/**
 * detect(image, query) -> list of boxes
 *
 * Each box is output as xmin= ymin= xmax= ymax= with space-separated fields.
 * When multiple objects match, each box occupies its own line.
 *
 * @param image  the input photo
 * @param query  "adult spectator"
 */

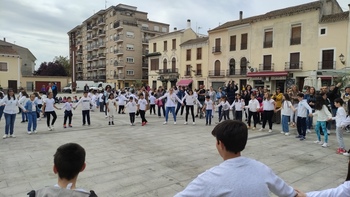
xmin=175 ymin=86 xmax=185 ymax=116
xmin=52 ymin=82 xmax=58 ymax=101
xmin=174 ymin=120 xmax=299 ymax=197
xmin=46 ymin=82 xmax=53 ymax=94
xmin=272 ymin=87 xmax=283 ymax=124
xmin=83 ymin=83 xmax=90 ymax=92
xmin=40 ymin=85 xmax=46 ymax=94
xmin=304 ymin=87 xmax=316 ymax=133
xmin=327 ymin=83 xmax=342 ymax=116
xmin=225 ymin=80 xmax=238 ymax=104
xmin=196 ymin=85 xmax=206 ymax=118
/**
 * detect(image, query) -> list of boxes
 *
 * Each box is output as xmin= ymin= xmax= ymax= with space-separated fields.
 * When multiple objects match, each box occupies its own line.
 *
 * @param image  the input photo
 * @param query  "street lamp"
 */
xmin=339 ymin=53 xmax=345 ymax=65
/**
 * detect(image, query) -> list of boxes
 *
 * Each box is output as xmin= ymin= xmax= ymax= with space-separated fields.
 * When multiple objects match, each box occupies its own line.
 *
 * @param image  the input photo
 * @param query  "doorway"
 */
xmin=8 ymin=80 xmax=17 ymax=93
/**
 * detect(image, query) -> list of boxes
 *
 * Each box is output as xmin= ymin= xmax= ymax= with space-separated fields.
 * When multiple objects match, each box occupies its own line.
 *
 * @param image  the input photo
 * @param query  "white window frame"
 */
xmin=126 ymin=31 xmax=134 ymax=38
xmin=126 ymin=57 xmax=134 ymax=63
xmin=162 ymin=27 xmax=167 ymax=33
xmin=0 ymin=62 xmax=8 ymax=72
xmin=154 ymin=26 xmax=159 ymax=31
xmin=126 ymin=70 xmax=134 ymax=75
xmin=319 ymin=27 xmax=327 ymax=36
xmin=126 ymin=44 xmax=134 ymax=51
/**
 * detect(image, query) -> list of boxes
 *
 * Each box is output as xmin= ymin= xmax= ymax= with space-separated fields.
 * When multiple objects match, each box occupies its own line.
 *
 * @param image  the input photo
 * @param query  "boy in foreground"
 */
xmin=174 ymin=120 xmax=301 ymax=197
xmin=28 ymin=143 xmax=97 ymax=197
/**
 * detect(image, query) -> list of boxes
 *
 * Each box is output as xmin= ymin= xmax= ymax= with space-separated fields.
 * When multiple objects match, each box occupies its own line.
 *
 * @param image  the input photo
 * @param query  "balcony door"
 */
xmin=214 ymin=60 xmax=221 ymax=76
xmin=163 ymin=59 xmax=167 ymax=73
xmin=290 ymin=53 xmax=300 ymax=69
xmin=171 ymin=58 xmax=176 ymax=73
xmin=229 ymin=58 xmax=235 ymax=75
xmin=263 ymin=55 xmax=272 ymax=71
xmin=240 ymin=57 xmax=247 ymax=75
xmin=322 ymin=49 xmax=334 ymax=69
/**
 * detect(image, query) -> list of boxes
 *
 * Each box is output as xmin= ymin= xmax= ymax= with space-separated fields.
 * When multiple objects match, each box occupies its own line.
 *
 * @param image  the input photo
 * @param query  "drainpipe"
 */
xmin=17 ymin=56 xmax=20 ymax=91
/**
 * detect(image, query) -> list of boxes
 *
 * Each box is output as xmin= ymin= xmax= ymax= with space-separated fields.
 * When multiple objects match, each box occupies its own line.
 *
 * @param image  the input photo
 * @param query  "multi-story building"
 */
xmin=0 ymin=39 xmax=36 ymax=92
xmin=208 ymin=0 xmax=349 ymax=92
xmin=68 ymin=4 xmax=169 ymax=90
xmin=179 ymin=37 xmax=209 ymax=88
xmin=147 ymin=20 xmax=198 ymax=90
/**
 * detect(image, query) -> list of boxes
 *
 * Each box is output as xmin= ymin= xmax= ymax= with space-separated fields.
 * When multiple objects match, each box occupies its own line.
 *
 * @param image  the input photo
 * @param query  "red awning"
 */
xmin=247 ymin=71 xmax=288 ymax=77
xmin=177 ymin=79 xmax=193 ymax=86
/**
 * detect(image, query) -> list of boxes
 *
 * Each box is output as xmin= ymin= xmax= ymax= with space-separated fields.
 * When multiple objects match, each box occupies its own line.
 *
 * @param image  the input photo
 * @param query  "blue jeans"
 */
xmin=165 ymin=107 xmax=176 ymax=122
xmin=206 ymin=110 xmax=212 ymax=125
xmin=4 ymin=113 xmax=16 ymax=135
xmin=218 ymin=106 xmax=222 ymax=121
xmin=27 ymin=112 xmax=37 ymax=131
xmin=315 ymin=121 xmax=328 ymax=143
xmin=0 ymin=105 xmax=4 ymax=120
xmin=306 ymin=110 xmax=314 ymax=129
xmin=282 ymin=115 xmax=290 ymax=133
xmin=22 ymin=111 xmax=28 ymax=121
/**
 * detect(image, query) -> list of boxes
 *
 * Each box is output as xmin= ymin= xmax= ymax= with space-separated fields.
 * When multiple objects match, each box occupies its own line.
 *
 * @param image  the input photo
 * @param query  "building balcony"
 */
xmin=98 ymin=30 xmax=106 ymax=37
xmin=212 ymin=46 xmax=221 ymax=54
xmin=142 ymin=72 xmax=148 ymax=80
xmin=184 ymin=71 xmax=192 ymax=77
xmin=87 ymin=36 xmax=92 ymax=42
xmin=92 ymin=55 xmax=98 ymax=61
xmin=99 ymin=42 xmax=105 ymax=48
xmin=114 ymin=22 xmax=123 ymax=30
xmin=98 ymin=19 xmax=105 ymax=26
xmin=87 ymin=66 xmax=92 ymax=70
xmin=229 ymin=44 xmax=236 ymax=51
xmin=92 ymin=66 xmax=98 ymax=70
xmin=93 ymin=44 xmax=99 ymax=51
xmin=114 ymin=35 xmax=123 ymax=43
xmin=92 ymin=34 xmax=98 ymax=40
xmin=87 ymin=26 xmax=92 ymax=33
xmin=77 ymin=67 xmax=83 ymax=72
xmin=142 ymin=63 xmax=148 ymax=69
xmin=76 ymin=31 xmax=82 ymax=38
xmin=98 ymin=53 xmax=106 ymax=59
xmin=208 ymin=70 xmax=225 ymax=77
xmin=98 ymin=75 xmax=106 ymax=80
xmin=77 ymin=49 xmax=83 ymax=54
xmin=77 ymin=57 xmax=83 ymax=63
xmin=195 ymin=71 xmax=202 ymax=76
xmin=159 ymin=68 xmax=178 ymax=74
xmin=114 ymin=73 xmax=125 ymax=79
xmin=114 ymin=49 xmax=123 ymax=56
xmin=142 ymin=50 xmax=149 ymax=56
xmin=87 ymin=56 xmax=93 ymax=62
xmin=226 ymin=69 xmax=247 ymax=76
xmin=77 ymin=76 xmax=83 ymax=80
xmin=263 ymin=41 xmax=273 ymax=48
xmin=285 ymin=62 xmax=303 ymax=70
xmin=98 ymin=64 xmax=106 ymax=69
xmin=114 ymin=60 xmax=124 ymax=68
xmin=76 ymin=40 xmax=81 ymax=45
xmin=318 ymin=61 xmax=336 ymax=70
xmin=142 ymin=38 xmax=149 ymax=44
xmin=259 ymin=63 xmax=275 ymax=71
xmin=290 ymin=37 xmax=301 ymax=45
xmin=92 ymin=24 xmax=97 ymax=30
xmin=87 ymin=46 xmax=93 ymax=52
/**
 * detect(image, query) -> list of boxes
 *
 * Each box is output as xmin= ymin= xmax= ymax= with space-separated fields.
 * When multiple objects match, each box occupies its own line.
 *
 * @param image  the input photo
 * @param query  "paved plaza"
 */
xmin=0 ymin=100 xmax=349 ymax=197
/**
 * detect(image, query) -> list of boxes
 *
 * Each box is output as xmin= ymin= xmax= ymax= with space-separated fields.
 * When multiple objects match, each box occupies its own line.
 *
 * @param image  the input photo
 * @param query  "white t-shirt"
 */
xmin=149 ymin=95 xmax=156 ymax=105
xmin=138 ymin=98 xmax=148 ymax=110
xmin=175 ymin=157 xmax=296 ymax=197
xmin=263 ymin=99 xmax=275 ymax=111
xmin=281 ymin=101 xmax=293 ymax=116
xmin=230 ymin=99 xmax=245 ymax=111
xmin=126 ymin=101 xmax=137 ymax=113
xmin=44 ymin=98 xmax=55 ymax=112
xmin=204 ymin=100 xmax=214 ymax=110
xmin=217 ymin=101 xmax=230 ymax=111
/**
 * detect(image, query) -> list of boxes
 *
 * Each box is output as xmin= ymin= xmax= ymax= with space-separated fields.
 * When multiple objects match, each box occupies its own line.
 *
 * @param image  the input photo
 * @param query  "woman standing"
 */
xmin=42 ymin=92 xmax=59 ymax=131
xmin=259 ymin=93 xmax=276 ymax=133
xmin=272 ymin=88 xmax=283 ymax=124
xmin=305 ymin=87 xmax=316 ymax=133
xmin=0 ymin=89 xmax=27 ymax=139
xmin=158 ymin=88 xmax=183 ymax=125
xmin=182 ymin=89 xmax=201 ymax=125
xmin=0 ymin=92 xmax=4 ymax=121
xmin=19 ymin=91 xmax=29 ymax=123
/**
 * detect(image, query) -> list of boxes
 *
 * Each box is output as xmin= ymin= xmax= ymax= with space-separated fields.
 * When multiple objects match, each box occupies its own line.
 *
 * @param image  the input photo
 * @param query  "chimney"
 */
xmin=239 ymin=11 xmax=243 ymax=20
xmin=174 ymin=27 xmax=177 ymax=31
xmin=187 ymin=19 xmax=191 ymax=29
xmin=3 ymin=37 xmax=5 ymax=42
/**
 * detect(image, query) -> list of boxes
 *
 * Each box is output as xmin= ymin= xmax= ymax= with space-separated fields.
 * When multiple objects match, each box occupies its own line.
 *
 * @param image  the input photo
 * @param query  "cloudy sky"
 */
xmin=0 ymin=0 xmax=348 ymax=68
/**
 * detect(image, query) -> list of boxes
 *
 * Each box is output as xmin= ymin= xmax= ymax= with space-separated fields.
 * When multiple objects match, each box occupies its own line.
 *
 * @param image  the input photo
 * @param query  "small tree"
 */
xmin=36 ymin=61 xmax=68 ymax=76
xmin=53 ymin=56 xmax=71 ymax=76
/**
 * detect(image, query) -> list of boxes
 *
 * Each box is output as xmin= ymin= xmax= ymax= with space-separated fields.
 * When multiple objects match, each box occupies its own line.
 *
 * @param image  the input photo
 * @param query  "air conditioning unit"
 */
xmin=250 ymin=68 xmax=258 ymax=72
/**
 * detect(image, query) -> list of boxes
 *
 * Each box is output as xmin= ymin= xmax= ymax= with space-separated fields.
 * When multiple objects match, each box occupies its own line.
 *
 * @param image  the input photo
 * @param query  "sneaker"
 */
xmin=82 ymin=124 xmax=86 ymax=126
xmin=285 ymin=132 xmax=290 ymax=136
xmin=9 ymin=135 xmax=16 ymax=138
xmin=130 ymin=123 xmax=133 ymax=126
xmin=252 ymin=127 xmax=256 ymax=130
xmin=48 ymin=127 xmax=52 ymax=131
xmin=306 ymin=129 xmax=311 ymax=133
xmin=33 ymin=130 xmax=37 ymax=134
xmin=21 ymin=121 xmax=25 ymax=123
xmin=321 ymin=143 xmax=328 ymax=147
xmin=343 ymin=152 xmax=350 ymax=156
xmin=268 ymin=129 xmax=272 ymax=133
xmin=63 ymin=124 xmax=67 ymax=128
xmin=184 ymin=122 xmax=188 ymax=125
xmin=300 ymin=136 xmax=305 ymax=141
xmin=280 ymin=131 xmax=284 ymax=134
xmin=193 ymin=122 xmax=196 ymax=125
xmin=247 ymin=126 xmax=251 ymax=129
xmin=295 ymin=135 xmax=302 ymax=138
xmin=27 ymin=131 xmax=32 ymax=135
xmin=51 ymin=126 xmax=55 ymax=130
xmin=69 ymin=124 xmax=72 ymax=127
xmin=112 ymin=121 xmax=114 ymax=125
xmin=314 ymin=140 xmax=323 ymax=145
xmin=327 ymin=130 xmax=331 ymax=135
xmin=2 ymin=134 xmax=8 ymax=139
xmin=340 ymin=148 xmax=347 ymax=154
xmin=142 ymin=122 xmax=145 ymax=126
xmin=108 ymin=122 xmax=111 ymax=125
xmin=174 ymin=122 xmax=177 ymax=125
xmin=258 ymin=128 xmax=264 ymax=131
xmin=163 ymin=122 xmax=167 ymax=125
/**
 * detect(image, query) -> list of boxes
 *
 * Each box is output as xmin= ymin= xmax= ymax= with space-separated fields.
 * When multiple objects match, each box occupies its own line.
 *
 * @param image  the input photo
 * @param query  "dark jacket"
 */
xmin=225 ymin=84 xmax=238 ymax=104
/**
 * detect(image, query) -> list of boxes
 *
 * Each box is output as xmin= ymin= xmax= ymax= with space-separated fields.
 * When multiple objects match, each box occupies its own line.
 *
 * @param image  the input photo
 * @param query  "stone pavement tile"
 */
xmin=108 ymin=183 xmax=149 ymax=197
xmin=0 ymin=180 xmax=7 ymax=189
xmin=0 ymin=182 xmax=32 ymax=197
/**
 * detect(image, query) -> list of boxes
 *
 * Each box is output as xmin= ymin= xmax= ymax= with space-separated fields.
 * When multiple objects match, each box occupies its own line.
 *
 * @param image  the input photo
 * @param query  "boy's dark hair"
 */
xmin=129 ymin=97 xmax=134 ymax=100
xmin=67 ymin=97 xmax=72 ymax=100
xmin=54 ymin=143 xmax=86 ymax=180
xmin=297 ymin=93 xmax=304 ymax=98
xmin=334 ymin=98 xmax=344 ymax=106
xmin=314 ymin=95 xmax=325 ymax=110
xmin=205 ymin=95 xmax=210 ymax=99
xmin=211 ymin=120 xmax=248 ymax=154
xmin=83 ymin=91 xmax=88 ymax=94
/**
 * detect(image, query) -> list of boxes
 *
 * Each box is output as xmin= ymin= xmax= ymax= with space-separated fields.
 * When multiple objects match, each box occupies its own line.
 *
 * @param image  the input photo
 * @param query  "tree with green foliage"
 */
xmin=53 ymin=56 xmax=71 ymax=76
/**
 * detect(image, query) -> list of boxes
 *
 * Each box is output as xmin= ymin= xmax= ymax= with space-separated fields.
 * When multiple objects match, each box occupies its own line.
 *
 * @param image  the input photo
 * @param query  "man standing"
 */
xmin=225 ymin=80 xmax=238 ymax=119
xmin=175 ymin=86 xmax=185 ymax=116
xmin=196 ymin=85 xmax=206 ymax=118
xmin=84 ymin=83 xmax=90 ymax=92
xmin=175 ymin=120 xmax=299 ymax=197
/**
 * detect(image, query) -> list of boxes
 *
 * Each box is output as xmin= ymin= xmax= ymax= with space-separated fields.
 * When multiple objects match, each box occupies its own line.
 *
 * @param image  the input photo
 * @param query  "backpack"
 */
xmin=27 ymin=188 xmax=97 ymax=197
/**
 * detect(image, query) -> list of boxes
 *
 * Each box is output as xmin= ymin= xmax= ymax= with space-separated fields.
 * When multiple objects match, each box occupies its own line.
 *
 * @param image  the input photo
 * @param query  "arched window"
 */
xmin=163 ymin=59 xmax=167 ymax=73
xmin=229 ymin=58 xmax=236 ymax=75
xmin=240 ymin=57 xmax=247 ymax=75
xmin=214 ymin=60 xmax=221 ymax=76
xmin=171 ymin=58 xmax=176 ymax=73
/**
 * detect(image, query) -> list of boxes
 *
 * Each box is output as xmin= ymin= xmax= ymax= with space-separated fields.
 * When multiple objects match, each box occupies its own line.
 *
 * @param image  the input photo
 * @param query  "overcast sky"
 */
xmin=0 ymin=0 xmax=348 ymax=68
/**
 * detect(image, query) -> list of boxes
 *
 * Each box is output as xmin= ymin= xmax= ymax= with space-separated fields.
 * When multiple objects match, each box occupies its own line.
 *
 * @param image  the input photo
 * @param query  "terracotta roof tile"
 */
xmin=180 ymin=37 xmax=209 ymax=46
xmin=210 ymin=1 xmax=322 ymax=32
xmin=0 ymin=45 xmax=18 ymax=55
xmin=321 ymin=11 xmax=349 ymax=23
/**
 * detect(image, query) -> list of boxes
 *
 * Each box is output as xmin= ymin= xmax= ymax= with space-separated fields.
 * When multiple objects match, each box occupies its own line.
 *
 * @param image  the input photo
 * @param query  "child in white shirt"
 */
xmin=203 ymin=96 xmax=214 ymax=125
xmin=125 ymin=97 xmax=137 ymax=126
xmin=149 ymin=93 xmax=156 ymax=115
xmin=333 ymin=98 xmax=347 ymax=154
xmin=117 ymin=92 xmax=127 ymax=114
xmin=73 ymin=91 xmax=96 ymax=126
xmin=246 ymin=94 xmax=260 ymax=129
xmin=230 ymin=94 xmax=245 ymax=121
xmin=138 ymin=94 xmax=148 ymax=126
xmin=60 ymin=97 xmax=73 ymax=128
xmin=217 ymin=96 xmax=230 ymax=122
xmin=106 ymin=94 xmax=117 ymax=125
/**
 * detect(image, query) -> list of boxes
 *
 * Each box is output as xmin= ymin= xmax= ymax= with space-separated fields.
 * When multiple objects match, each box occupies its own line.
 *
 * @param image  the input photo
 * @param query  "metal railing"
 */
xmin=208 ymin=70 xmax=225 ymax=77
xmin=285 ymin=62 xmax=303 ymax=70
xmin=318 ymin=61 xmax=336 ymax=70
xmin=259 ymin=63 xmax=274 ymax=71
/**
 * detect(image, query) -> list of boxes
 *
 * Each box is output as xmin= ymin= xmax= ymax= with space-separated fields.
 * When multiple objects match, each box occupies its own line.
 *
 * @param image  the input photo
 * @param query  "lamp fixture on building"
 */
xmin=339 ymin=53 xmax=345 ymax=65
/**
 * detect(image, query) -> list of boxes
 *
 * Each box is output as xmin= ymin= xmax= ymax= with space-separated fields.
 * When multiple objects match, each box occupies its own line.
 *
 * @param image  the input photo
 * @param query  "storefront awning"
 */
xmin=247 ymin=71 xmax=288 ymax=77
xmin=177 ymin=79 xmax=193 ymax=87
